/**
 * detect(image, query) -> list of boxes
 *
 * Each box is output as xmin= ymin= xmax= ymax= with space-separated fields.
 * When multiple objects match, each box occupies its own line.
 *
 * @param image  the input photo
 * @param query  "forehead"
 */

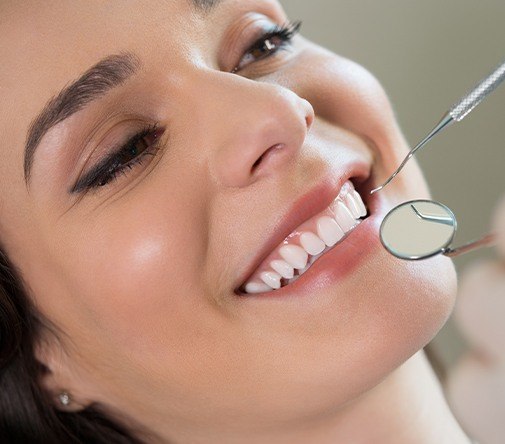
xmin=0 ymin=1 xmax=202 ymax=103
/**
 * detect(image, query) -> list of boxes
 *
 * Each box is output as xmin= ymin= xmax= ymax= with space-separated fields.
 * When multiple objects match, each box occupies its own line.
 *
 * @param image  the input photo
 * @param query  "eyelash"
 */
xmin=73 ymin=20 xmax=302 ymax=194
xmin=71 ymin=124 xmax=164 ymax=193
xmin=232 ymin=20 xmax=302 ymax=73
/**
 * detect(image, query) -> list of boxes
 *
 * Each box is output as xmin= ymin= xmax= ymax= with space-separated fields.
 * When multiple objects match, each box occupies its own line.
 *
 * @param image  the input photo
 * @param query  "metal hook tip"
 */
xmin=370 ymin=178 xmax=392 ymax=195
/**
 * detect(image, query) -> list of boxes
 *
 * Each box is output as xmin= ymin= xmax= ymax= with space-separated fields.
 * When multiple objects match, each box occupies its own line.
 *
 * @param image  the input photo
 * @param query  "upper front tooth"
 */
xmin=270 ymin=259 xmax=295 ymax=279
xmin=260 ymin=271 xmax=282 ymax=289
xmin=332 ymin=200 xmax=357 ymax=232
xmin=300 ymin=231 xmax=326 ymax=255
xmin=279 ymin=244 xmax=308 ymax=270
xmin=344 ymin=193 xmax=362 ymax=219
xmin=317 ymin=216 xmax=345 ymax=247
xmin=352 ymin=189 xmax=367 ymax=217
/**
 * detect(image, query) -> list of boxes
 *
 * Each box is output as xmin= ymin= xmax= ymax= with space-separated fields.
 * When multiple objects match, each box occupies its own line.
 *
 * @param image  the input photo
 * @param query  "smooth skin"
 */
xmin=0 ymin=1 xmax=468 ymax=443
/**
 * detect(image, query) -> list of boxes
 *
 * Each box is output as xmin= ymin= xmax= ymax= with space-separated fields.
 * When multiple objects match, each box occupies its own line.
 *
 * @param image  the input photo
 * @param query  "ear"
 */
xmin=34 ymin=331 xmax=93 ymax=412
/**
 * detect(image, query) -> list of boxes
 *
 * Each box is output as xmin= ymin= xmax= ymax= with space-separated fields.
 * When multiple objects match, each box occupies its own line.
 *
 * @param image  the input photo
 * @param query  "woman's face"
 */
xmin=0 ymin=0 xmax=456 ymax=438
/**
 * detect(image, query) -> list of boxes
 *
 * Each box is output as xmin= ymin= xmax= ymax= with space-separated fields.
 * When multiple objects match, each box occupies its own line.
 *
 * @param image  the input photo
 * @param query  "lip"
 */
xmin=235 ymin=172 xmax=389 ymax=298
xmin=233 ymin=160 xmax=372 ymax=294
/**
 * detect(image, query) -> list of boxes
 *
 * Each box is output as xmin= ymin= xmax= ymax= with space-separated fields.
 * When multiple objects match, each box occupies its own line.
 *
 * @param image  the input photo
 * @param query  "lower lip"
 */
xmin=237 ymin=189 xmax=389 ymax=300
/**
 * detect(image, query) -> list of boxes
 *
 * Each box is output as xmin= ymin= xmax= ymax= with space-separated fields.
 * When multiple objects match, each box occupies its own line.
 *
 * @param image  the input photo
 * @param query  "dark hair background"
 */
xmin=0 ymin=247 xmax=144 ymax=443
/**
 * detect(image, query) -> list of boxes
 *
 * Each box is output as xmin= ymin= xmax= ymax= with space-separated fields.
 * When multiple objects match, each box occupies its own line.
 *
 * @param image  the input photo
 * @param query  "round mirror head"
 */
xmin=380 ymin=199 xmax=457 ymax=260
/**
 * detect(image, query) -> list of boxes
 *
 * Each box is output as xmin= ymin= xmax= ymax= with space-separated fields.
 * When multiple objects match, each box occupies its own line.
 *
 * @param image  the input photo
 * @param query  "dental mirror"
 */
xmin=380 ymin=199 xmax=497 ymax=260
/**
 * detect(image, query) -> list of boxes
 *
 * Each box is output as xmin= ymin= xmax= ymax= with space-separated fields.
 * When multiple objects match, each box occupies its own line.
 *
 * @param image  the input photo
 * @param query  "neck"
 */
xmin=306 ymin=350 xmax=472 ymax=444
xmin=140 ymin=351 xmax=471 ymax=444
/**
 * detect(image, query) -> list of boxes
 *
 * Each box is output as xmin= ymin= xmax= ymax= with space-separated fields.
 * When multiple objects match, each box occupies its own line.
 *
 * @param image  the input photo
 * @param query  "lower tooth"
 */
xmin=250 ymin=218 xmax=365 ymax=292
xmin=245 ymin=281 xmax=272 ymax=294
xmin=260 ymin=271 xmax=281 ymax=290
xmin=299 ymin=263 xmax=311 ymax=276
xmin=309 ymin=250 xmax=325 ymax=264
xmin=285 ymin=251 xmax=325 ymax=286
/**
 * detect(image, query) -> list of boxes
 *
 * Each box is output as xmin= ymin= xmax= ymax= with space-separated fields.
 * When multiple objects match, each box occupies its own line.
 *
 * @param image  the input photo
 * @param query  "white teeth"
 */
xmin=260 ymin=271 xmax=282 ymax=289
xmin=298 ymin=263 xmax=311 ymax=276
xmin=270 ymin=259 xmax=295 ymax=279
xmin=317 ymin=216 xmax=345 ymax=247
xmin=279 ymin=244 xmax=308 ymax=270
xmin=352 ymin=189 xmax=367 ymax=217
xmin=344 ymin=193 xmax=362 ymax=219
xmin=299 ymin=231 xmax=326 ymax=255
xmin=332 ymin=200 xmax=357 ymax=232
xmin=242 ymin=182 xmax=369 ymax=295
xmin=244 ymin=281 xmax=272 ymax=294
xmin=309 ymin=251 xmax=324 ymax=265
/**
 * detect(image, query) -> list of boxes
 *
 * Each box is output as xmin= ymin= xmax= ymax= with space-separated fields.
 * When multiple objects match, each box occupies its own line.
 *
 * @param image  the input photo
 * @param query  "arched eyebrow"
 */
xmin=23 ymin=0 xmax=225 ymax=188
xmin=192 ymin=0 xmax=223 ymax=11
xmin=23 ymin=52 xmax=141 ymax=187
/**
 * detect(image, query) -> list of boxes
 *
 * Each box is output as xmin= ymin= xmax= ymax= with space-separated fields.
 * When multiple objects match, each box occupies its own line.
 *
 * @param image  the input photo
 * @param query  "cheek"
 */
xmin=61 ymin=202 xmax=207 ymax=352
xmin=369 ymin=254 xmax=457 ymax=384
xmin=289 ymin=42 xmax=430 ymax=198
xmin=294 ymin=253 xmax=458 ymax=410
xmin=357 ymin=253 xmax=458 ymax=356
xmin=292 ymin=44 xmax=398 ymax=149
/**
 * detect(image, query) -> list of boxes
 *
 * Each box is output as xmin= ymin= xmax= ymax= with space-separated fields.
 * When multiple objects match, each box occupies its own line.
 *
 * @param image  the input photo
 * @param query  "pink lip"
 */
xmin=233 ymin=160 xmax=372 ymax=294
xmin=235 ymin=173 xmax=389 ymax=298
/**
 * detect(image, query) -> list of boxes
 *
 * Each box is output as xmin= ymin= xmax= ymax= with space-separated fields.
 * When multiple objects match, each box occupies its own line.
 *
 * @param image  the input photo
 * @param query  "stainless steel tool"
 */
xmin=371 ymin=60 xmax=505 ymax=195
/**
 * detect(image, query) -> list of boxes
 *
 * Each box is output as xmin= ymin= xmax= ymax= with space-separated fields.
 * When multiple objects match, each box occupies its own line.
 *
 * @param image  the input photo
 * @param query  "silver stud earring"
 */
xmin=58 ymin=391 xmax=71 ymax=406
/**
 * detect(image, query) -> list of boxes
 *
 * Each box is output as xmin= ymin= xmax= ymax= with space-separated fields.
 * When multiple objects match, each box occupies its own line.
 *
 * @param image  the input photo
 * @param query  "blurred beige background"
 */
xmin=282 ymin=0 xmax=505 ymax=369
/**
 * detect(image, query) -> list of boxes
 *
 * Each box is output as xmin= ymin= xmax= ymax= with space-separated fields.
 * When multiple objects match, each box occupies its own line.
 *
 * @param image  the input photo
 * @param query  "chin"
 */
xmin=228 ymin=178 xmax=458 ymax=418
xmin=357 ymin=251 xmax=458 ymax=371
xmin=339 ymin=252 xmax=457 ymax=402
xmin=326 ymin=252 xmax=458 ymax=406
xmin=226 ymin=251 xmax=457 ymax=424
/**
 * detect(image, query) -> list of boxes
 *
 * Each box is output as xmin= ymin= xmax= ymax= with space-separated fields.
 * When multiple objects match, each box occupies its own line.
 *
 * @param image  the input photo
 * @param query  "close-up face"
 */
xmin=0 ymin=0 xmax=457 ymax=440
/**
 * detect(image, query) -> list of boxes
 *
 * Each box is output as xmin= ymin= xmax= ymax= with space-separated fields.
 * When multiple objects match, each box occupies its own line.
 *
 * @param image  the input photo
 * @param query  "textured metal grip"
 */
xmin=450 ymin=61 xmax=505 ymax=121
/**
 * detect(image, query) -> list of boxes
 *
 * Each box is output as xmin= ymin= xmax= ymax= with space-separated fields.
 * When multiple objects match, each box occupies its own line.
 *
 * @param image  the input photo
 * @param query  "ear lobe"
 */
xmin=34 ymin=332 xmax=91 ymax=412
xmin=38 ymin=368 xmax=90 ymax=412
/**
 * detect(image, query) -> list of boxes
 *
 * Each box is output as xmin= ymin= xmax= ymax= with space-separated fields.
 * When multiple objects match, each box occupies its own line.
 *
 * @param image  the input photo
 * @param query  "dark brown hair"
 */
xmin=0 ymin=247 xmax=144 ymax=443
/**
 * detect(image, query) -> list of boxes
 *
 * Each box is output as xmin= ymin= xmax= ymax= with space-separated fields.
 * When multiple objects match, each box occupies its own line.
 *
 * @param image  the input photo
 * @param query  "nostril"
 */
xmin=252 ymin=155 xmax=263 ymax=171
xmin=305 ymin=113 xmax=314 ymax=131
xmin=303 ymin=99 xmax=315 ymax=131
xmin=251 ymin=143 xmax=284 ymax=173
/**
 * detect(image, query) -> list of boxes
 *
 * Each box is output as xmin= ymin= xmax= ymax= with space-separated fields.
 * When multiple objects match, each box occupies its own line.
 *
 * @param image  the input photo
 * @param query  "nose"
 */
xmin=198 ymin=73 xmax=314 ymax=188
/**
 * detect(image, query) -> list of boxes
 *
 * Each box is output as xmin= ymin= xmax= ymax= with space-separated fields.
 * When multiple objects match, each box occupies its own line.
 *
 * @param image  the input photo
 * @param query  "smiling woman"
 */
xmin=0 ymin=1 xmax=472 ymax=443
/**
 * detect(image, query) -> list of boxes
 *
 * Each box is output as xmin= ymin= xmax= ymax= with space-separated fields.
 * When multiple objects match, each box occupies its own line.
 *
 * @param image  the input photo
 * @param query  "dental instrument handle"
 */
xmin=370 ymin=60 xmax=505 ymax=195
xmin=450 ymin=61 xmax=505 ymax=121
xmin=443 ymin=232 xmax=497 ymax=258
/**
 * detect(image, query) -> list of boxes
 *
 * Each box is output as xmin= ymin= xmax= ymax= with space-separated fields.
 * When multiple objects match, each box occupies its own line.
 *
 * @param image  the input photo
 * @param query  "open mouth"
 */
xmin=237 ymin=177 xmax=371 ymax=295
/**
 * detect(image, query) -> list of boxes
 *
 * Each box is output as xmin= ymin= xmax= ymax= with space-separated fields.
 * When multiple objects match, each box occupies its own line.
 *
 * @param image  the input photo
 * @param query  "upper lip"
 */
xmin=234 ymin=160 xmax=372 ymax=293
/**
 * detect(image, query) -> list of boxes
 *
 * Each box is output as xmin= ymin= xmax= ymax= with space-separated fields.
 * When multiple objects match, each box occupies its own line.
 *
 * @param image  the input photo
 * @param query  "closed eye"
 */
xmin=70 ymin=124 xmax=165 ymax=194
xmin=69 ymin=21 xmax=302 ymax=195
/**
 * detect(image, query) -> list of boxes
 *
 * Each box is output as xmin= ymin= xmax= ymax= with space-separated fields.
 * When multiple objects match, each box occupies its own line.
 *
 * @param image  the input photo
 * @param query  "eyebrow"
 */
xmin=24 ymin=52 xmax=141 ymax=185
xmin=23 ymin=0 xmax=224 ymax=187
xmin=192 ymin=0 xmax=223 ymax=12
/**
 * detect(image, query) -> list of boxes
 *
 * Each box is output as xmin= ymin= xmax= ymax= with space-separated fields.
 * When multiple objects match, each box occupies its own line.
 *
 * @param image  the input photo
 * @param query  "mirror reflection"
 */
xmin=380 ymin=200 xmax=457 ymax=260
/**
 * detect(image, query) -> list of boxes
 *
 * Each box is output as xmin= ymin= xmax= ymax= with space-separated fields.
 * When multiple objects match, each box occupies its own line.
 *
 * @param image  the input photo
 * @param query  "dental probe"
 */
xmin=370 ymin=59 xmax=505 ymax=195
